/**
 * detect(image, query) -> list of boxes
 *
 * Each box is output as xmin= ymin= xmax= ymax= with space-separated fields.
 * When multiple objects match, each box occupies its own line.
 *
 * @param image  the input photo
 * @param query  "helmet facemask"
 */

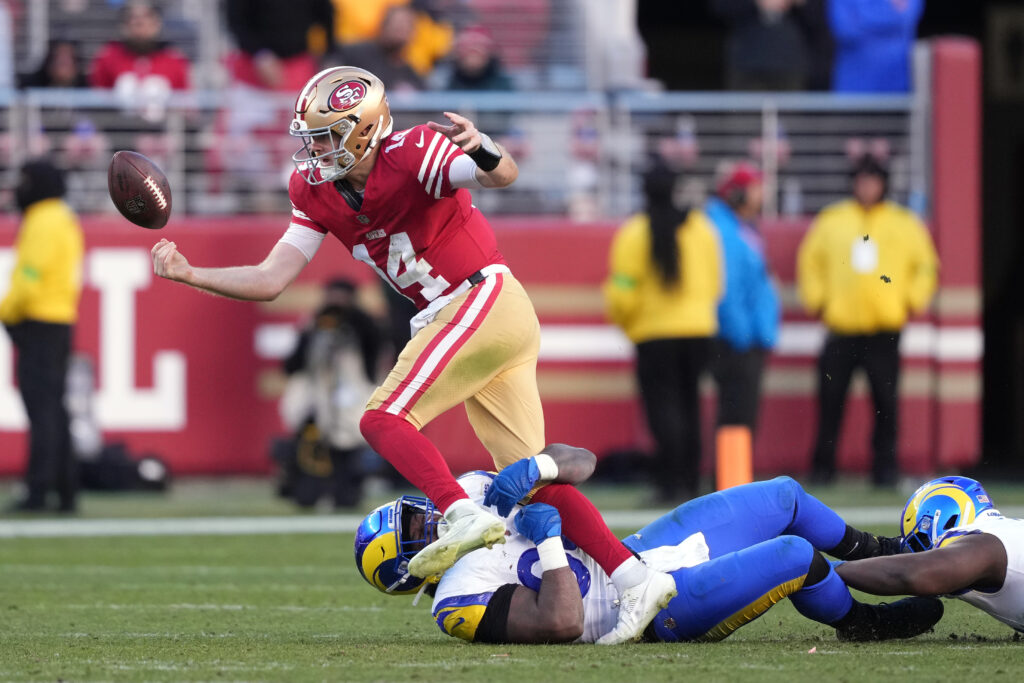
xmin=290 ymin=118 xmax=358 ymax=185
xmin=353 ymin=494 xmax=441 ymax=595
xmin=901 ymin=503 xmax=967 ymax=553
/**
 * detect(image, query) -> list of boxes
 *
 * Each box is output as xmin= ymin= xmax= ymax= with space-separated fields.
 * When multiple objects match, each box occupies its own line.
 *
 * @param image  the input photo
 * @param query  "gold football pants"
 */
xmin=366 ymin=271 xmax=545 ymax=469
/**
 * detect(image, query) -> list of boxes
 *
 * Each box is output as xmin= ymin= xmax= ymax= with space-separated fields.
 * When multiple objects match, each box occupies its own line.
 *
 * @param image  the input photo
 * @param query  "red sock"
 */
xmin=531 ymin=483 xmax=632 ymax=575
xmin=359 ymin=409 xmax=468 ymax=512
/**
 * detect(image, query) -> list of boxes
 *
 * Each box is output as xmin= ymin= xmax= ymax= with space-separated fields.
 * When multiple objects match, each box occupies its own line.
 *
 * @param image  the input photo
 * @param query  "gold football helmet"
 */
xmin=290 ymin=66 xmax=394 ymax=185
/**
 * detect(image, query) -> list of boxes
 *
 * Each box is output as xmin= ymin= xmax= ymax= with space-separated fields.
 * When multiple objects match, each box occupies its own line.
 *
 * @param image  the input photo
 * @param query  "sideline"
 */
xmin=5 ymin=506 xmax=1017 ymax=539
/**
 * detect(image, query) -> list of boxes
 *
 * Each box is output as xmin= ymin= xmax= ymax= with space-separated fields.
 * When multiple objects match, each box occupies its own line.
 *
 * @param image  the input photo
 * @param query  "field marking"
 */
xmin=3 ymin=507 xmax=1024 ymax=539
xmin=22 ymin=603 xmax=388 ymax=612
xmin=0 ymin=563 xmax=336 ymax=574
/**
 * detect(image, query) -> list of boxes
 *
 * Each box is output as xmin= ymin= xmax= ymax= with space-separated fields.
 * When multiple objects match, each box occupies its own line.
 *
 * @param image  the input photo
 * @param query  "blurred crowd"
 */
xmin=714 ymin=0 xmax=923 ymax=93
xmin=605 ymin=151 xmax=937 ymax=499
xmin=3 ymin=0 xmax=538 ymax=96
xmin=0 ymin=0 xmax=925 ymax=97
xmin=0 ymin=0 xmax=927 ymax=216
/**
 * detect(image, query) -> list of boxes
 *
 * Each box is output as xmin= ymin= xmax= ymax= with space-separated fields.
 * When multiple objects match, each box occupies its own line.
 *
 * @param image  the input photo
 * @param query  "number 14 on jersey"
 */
xmin=352 ymin=231 xmax=451 ymax=301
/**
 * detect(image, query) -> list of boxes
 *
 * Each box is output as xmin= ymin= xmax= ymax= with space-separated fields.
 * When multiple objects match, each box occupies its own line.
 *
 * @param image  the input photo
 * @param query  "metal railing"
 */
xmin=0 ymin=87 xmax=924 ymax=219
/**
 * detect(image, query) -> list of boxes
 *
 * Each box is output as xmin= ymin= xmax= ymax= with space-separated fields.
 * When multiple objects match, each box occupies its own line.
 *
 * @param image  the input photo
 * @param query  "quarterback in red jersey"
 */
xmin=151 ymin=66 xmax=675 ymax=643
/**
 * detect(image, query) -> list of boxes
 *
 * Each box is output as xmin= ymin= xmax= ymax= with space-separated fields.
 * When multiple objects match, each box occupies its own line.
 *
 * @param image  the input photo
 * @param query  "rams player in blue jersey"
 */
xmin=354 ymin=445 xmax=943 ymax=644
xmin=838 ymin=476 xmax=1024 ymax=634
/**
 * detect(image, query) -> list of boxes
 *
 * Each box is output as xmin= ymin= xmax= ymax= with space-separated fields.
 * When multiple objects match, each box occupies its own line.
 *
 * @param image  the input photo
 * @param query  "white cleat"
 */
xmin=407 ymin=503 xmax=506 ymax=579
xmin=596 ymin=570 xmax=678 ymax=645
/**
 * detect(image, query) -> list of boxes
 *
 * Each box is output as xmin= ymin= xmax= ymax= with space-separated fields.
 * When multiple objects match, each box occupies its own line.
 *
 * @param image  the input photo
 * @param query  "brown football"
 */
xmin=107 ymin=150 xmax=172 ymax=229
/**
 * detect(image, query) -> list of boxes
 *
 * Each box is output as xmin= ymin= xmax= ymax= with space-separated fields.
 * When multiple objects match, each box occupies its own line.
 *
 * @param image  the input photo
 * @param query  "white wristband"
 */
xmin=536 ymin=536 xmax=569 ymax=571
xmin=533 ymin=453 xmax=559 ymax=482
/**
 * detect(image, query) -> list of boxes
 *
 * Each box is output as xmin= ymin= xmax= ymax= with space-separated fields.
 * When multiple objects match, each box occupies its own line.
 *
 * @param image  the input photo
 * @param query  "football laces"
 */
xmin=143 ymin=175 xmax=168 ymax=210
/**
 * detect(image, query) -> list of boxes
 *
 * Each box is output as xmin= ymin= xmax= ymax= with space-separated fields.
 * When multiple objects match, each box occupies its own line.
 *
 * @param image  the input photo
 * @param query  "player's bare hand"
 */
xmin=152 ymin=238 xmax=192 ymax=283
xmin=427 ymin=111 xmax=482 ymax=153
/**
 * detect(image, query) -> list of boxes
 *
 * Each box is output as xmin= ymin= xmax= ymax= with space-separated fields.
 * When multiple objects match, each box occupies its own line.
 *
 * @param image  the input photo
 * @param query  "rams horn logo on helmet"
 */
xmin=899 ymin=476 xmax=995 ymax=552
xmin=329 ymin=81 xmax=367 ymax=112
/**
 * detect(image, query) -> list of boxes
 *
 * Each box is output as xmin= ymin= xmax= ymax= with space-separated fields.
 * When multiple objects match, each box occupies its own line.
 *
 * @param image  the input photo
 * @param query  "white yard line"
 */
xmin=6 ymin=507 xmax=1023 ymax=539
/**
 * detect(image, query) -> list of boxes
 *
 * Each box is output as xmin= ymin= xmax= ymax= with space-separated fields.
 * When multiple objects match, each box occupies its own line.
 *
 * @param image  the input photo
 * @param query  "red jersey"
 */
xmin=288 ymin=124 xmax=507 ymax=310
xmin=89 ymin=42 xmax=191 ymax=90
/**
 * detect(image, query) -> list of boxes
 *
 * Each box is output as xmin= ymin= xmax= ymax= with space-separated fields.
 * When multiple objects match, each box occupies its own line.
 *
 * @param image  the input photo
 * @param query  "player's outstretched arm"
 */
xmin=427 ymin=111 xmax=518 ymax=188
xmin=504 ymin=504 xmax=585 ymax=643
xmin=152 ymin=240 xmax=308 ymax=302
xmin=836 ymin=533 xmax=1007 ymax=596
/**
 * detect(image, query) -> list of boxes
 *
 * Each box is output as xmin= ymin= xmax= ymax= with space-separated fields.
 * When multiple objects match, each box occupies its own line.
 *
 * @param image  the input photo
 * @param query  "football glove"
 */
xmin=514 ymin=503 xmax=562 ymax=546
xmin=484 ymin=458 xmax=540 ymax=516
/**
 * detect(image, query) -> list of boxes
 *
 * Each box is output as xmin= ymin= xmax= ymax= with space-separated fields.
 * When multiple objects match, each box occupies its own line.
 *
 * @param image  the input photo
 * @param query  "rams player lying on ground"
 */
xmin=837 ymin=476 xmax=1024 ymax=634
xmin=355 ymin=445 xmax=943 ymax=644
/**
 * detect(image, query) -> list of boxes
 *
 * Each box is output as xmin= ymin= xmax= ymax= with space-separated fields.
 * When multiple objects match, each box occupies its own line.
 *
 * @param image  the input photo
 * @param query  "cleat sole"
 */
xmin=408 ymin=520 xmax=506 ymax=579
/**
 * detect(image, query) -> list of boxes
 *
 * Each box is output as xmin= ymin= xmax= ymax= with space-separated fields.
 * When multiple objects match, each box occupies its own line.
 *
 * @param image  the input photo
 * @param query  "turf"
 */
xmin=7 ymin=475 xmax=1024 ymax=519
xmin=2 ymin=530 xmax=1023 ymax=683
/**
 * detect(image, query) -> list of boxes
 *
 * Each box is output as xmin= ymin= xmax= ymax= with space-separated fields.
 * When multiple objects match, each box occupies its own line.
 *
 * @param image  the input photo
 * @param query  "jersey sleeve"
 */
xmin=287 ymin=172 xmax=328 ymax=234
xmin=433 ymin=585 xmax=517 ymax=643
xmin=289 ymin=204 xmax=327 ymax=233
xmin=403 ymin=125 xmax=465 ymax=200
xmin=936 ymin=528 xmax=985 ymax=549
xmin=433 ymin=591 xmax=494 ymax=642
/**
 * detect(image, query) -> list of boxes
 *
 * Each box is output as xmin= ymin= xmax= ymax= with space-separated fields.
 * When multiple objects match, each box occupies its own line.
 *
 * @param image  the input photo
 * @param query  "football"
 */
xmin=107 ymin=150 xmax=172 ymax=229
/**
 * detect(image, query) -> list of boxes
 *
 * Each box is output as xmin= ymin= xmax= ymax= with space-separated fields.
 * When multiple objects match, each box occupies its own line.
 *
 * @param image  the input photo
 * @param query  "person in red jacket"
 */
xmin=89 ymin=1 xmax=190 ymax=98
xmin=90 ymin=1 xmax=190 ymax=163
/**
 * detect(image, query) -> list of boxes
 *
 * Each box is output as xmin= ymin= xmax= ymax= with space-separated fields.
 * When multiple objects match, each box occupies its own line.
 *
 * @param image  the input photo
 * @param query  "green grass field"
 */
xmin=2 ymin=479 xmax=1024 ymax=682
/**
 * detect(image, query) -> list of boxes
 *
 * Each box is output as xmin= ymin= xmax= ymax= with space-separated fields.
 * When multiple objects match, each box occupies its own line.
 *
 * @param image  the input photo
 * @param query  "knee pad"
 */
xmin=768 ymin=535 xmax=814 ymax=577
xmin=771 ymin=476 xmax=801 ymax=512
xmin=359 ymin=409 xmax=404 ymax=440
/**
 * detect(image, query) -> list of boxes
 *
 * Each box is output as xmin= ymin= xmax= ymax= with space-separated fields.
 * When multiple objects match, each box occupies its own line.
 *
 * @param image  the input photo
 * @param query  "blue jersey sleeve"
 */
xmin=433 ymin=592 xmax=494 ymax=641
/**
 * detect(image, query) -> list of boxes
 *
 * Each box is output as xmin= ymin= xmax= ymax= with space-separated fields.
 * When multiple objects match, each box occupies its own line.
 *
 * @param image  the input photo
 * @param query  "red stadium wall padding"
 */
xmin=0 ymin=208 xmax=980 ymax=478
xmin=929 ymin=38 xmax=983 ymax=469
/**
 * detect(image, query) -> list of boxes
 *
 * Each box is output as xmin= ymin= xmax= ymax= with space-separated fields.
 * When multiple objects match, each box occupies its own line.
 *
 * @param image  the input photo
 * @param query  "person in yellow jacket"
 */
xmin=331 ymin=0 xmax=452 ymax=76
xmin=797 ymin=154 xmax=937 ymax=487
xmin=604 ymin=162 xmax=722 ymax=502
xmin=0 ymin=160 xmax=84 ymax=512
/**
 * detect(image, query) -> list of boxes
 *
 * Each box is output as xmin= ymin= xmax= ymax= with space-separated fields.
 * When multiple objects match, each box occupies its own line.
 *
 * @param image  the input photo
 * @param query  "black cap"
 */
xmin=15 ymin=158 xmax=66 ymax=212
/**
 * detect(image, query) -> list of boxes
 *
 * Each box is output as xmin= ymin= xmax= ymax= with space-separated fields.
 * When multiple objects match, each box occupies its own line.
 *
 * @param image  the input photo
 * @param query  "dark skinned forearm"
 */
xmin=836 ymin=555 xmax=927 ymax=595
xmin=836 ymin=535 xmax=1007 ymax=597
xmin=505 ymin=568 xmax=585 ymax=643
xmin=542 ymin=444 xmax=597 ymax=484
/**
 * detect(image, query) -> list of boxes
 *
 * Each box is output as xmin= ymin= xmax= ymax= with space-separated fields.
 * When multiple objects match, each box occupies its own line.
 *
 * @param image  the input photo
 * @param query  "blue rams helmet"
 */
xmin=354 ymin=495 xmax=440 ymax=595
xmin=900 ymin=476 xmax=995 ymax=552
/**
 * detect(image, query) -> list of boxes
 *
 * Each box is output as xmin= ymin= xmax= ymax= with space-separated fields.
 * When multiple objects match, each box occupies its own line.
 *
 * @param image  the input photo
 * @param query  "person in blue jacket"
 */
xmin=828 ymin=0 xmax=924 ymax=93
xmin=703 ymin=162 xmax=780 ymax=437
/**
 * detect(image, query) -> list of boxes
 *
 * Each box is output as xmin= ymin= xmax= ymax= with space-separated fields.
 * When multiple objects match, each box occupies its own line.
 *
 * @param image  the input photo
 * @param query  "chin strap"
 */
xmin=411 ymin=581 xmax=430 ymax=607
xmin=930 ymin=510 xmax=942 ymax=548
xmin=385 ymin=561 xmax=413 ymax=593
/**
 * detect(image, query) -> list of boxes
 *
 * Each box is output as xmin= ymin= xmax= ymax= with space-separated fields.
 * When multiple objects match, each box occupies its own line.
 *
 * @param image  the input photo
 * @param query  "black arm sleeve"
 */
xmin=473 ymin=584 xmax=518 ymax=644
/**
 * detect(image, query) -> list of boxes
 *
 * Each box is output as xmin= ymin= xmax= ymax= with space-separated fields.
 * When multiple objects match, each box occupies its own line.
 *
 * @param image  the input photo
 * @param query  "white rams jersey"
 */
xmin=430 ymin=472 xmax=709 ymax=643
xmin=936 ymin=510 xmax=1024 ymax=632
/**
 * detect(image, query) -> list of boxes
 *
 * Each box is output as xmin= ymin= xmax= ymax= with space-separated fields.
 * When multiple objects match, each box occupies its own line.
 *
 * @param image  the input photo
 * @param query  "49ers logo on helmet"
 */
xmin=329 ymin=81 xmax=367 ymax=111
